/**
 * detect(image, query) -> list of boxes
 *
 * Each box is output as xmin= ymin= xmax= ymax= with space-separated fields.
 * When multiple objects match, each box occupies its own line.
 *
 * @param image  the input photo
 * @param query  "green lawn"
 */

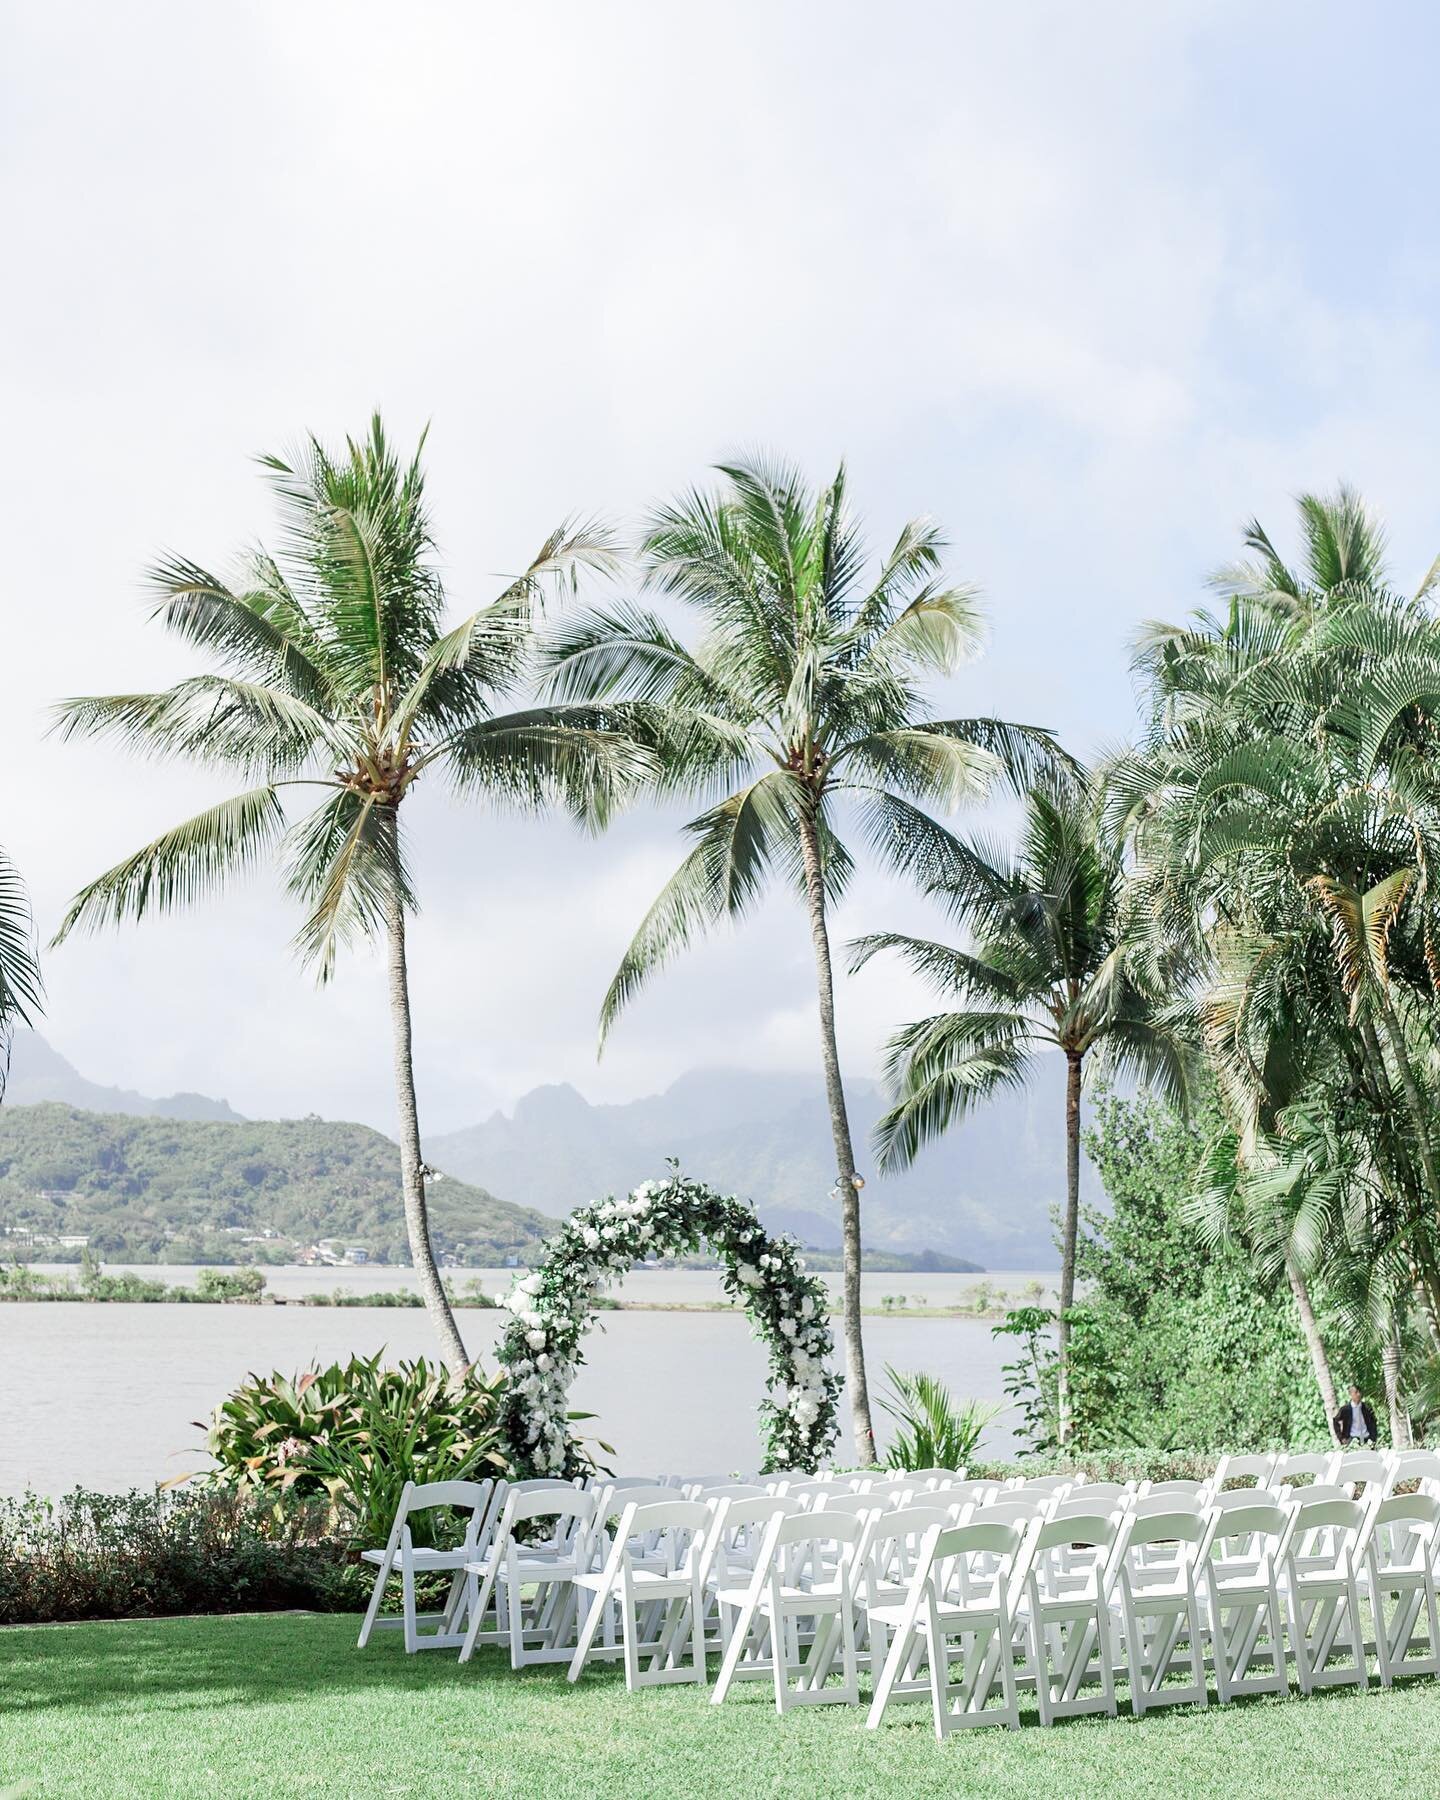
xmin=4 ymin=1612 xmax=1440 ymax=1799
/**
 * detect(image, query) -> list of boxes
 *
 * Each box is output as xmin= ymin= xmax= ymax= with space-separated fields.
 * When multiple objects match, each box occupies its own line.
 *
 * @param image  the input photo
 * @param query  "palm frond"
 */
xmin=52 ymin=787 xmax=287 ymax=944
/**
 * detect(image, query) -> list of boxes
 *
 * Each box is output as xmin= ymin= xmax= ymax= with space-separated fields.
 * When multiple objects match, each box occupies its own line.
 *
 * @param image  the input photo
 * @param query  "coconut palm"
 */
xmin=0 ymin=844 xmax=43 ymax=1090
xmin=851 ymin=783 xmax=1188 ymax=1439
xmin=541 ymin=454 xmax=1070 ymax=1460
xmin=1110 ymin=487 xmax=1440 ymax=1439
xmin=51 ymin=416 xmax=640 ymax=1369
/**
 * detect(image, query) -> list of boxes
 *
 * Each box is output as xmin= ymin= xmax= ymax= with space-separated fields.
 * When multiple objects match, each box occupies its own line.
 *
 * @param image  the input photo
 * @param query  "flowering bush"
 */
xmin=495 ymin=1172 xmax=842 ymax=1478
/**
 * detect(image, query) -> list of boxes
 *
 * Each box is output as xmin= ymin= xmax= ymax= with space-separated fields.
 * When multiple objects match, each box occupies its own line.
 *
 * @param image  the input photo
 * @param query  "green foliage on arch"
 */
xmin=495 ymin=1172 xmax=842 ymax=1477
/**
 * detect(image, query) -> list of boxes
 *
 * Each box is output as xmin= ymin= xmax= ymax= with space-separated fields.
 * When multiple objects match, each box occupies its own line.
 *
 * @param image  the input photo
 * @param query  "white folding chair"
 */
xmin=1213 ymin=1454 xmax=1277 ymax=1490
xmin=867 ymin=1519 xmax=1031 ymax=1737
xmin=929 ymin=1479 xmax=999 ymax=1513
xmin=895 ymin=1467 xmax=963 ymax=1490
xmin=1365 ymin=1493 xmax=1440 ymax=1686
xmin=1006 ymin=1473 xmax=1081 ymax=1500
xmin=568 ymin=1499 xmax=710 ymax=1689
xmin=1025 ymin=1511 xmax=1124 ymax=1725
xmin=1113 ymin=1506 xmax=1209 ymax=1715
xmin=1200 ymin=1498 xmax=1293 ymax=1702
xmin=1336 ymin=1450 xmax=1393 ymax=1497
xmin=458 ymin=1484 xmax=596 ymax=1669
xmin=356 ymin=1478 xmax=495 ymax=1653
xmin=1388 ymin=1451 xmax=1440 ymax=1493
xmin=688 ymin=1482 xmax=769 ymax=1505
xmin=1273 ymin=1451 xmax=1341 ymax=1491
xmin=853 ymin=1504 xmax=953 ymax=1677
xmin=1282 ymin=1495 xmax=1369 ymax=1694
xmin=1138 ymin=1479 xmax=1213 ymax=1503
xmin=711 ymin=1510 xmax=864 ymax=1712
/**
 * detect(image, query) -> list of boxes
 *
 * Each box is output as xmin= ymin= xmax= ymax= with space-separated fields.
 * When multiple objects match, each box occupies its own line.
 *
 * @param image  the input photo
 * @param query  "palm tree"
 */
xmin=1109 ymin=487 xmax=1440 ymax=1440
xmin=541 ymin=454 xmax=1069 ymax=1461
xmin=51 ymin=416 xmax=640 ymax=1369
xmin=0 ymin=844 xmax=43 ymax=1090
xmin=851 ymin=783 xmax=1187 ymax=1439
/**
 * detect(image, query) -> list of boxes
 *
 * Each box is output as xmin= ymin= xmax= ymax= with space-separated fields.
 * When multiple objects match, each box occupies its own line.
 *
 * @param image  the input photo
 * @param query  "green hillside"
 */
xmin=0 ymin=1104 xmax=557 ymax=1266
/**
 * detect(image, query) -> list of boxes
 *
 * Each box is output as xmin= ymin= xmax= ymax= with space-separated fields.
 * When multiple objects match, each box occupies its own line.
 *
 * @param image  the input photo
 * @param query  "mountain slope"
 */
xmin=0 ymin=1103 xmax=556 ymax=1265
xmin=430 ymin=1061 xmax=1098 ymax=1268
xmin=6 ymin=1031 xmax=245 ymax=1123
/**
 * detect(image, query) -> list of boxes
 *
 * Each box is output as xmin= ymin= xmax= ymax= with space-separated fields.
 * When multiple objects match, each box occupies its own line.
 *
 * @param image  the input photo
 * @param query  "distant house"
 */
xmin=57 ymin=1234 xmax=90 ymax=1249
xmin=342 ymin=1246 xmax=369 ymax=1266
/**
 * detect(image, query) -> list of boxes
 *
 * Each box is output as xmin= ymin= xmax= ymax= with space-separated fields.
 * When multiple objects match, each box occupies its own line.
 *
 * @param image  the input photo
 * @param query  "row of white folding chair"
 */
xmin=863 ymin=1491 xmax=1384 ymax=1740
xmin=358 ymin=1475 xmax=598 ymax=1654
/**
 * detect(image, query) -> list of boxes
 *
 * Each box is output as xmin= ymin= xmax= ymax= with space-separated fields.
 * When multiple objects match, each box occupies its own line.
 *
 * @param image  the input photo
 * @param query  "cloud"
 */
xmin=5 ymin=0 xmax=1439 ymax=1133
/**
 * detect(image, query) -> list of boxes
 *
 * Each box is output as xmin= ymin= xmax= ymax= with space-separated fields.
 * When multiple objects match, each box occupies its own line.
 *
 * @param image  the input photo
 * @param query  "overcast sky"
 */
xmin=5 ymin=2 xmax=1440 ymax=1137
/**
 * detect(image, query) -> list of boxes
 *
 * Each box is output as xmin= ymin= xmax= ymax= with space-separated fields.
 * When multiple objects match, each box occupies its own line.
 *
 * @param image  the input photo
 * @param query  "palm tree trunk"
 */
xmin=1383 ymin=1320 xmax=1411 ymax=1449
xmin=383 ymin=891 xmax=470 ymax=1373
xmin=797 ymin=808 xmax=875 ymax=1466
xmin=1056 ymin=1051 xmax=1082 ymax=1445
xmin=1285 ymin=1253 xmax=1339 ymax=1441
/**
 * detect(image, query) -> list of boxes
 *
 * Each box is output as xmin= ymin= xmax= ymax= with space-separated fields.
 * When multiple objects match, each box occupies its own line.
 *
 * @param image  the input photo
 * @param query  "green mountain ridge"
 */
xmin=0 ymin=1104 xmax=557 ymax=1266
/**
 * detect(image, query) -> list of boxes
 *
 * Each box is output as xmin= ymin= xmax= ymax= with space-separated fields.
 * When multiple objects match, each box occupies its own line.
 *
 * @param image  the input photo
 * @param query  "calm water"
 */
xmin=2 ymin=1267 xmax=1057 ymax=1495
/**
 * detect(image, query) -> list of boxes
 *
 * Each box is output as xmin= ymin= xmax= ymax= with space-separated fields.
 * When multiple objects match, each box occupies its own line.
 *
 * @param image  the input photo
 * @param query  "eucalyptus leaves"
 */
xmin=494 ymin=1172 xmax=842 ymax=1478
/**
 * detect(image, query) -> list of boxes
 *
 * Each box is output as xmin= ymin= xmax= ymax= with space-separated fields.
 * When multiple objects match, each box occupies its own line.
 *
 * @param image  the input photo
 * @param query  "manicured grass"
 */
xmin=4 ymin=1612 xmax=1440 ymax=1798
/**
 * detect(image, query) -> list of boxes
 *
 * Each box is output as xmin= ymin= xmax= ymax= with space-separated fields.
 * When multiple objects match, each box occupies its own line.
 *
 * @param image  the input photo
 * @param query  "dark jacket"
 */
xmin=1333 ymin=1399 xmax=1378 ymax=1444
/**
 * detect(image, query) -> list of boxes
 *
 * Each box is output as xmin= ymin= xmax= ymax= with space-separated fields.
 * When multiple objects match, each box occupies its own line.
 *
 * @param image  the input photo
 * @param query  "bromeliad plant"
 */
xmin=495 ymin=1172 xmax=841 ymax=1478
xmin=205 ymin=1351 xmax=507 ymax=1546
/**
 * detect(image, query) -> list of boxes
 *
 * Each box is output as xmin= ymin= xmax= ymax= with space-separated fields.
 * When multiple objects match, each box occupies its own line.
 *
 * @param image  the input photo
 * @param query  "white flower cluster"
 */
xmin=497 ymin=1175 xmax=839 ymax=1478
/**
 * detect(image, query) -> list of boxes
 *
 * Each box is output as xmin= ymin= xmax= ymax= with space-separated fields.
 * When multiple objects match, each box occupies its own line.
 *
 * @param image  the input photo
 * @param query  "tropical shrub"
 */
xmin=206 ymin=1352 xmax=507 ymax=1545
xmin=877 ymin=1365 xmax=998 ymax=1470
xmin=195 ymin=1266 xmax=266 ymax=1301
xmin=0 ymin=1486 xmax=363 ymax=1626
xmin=994 ymin=1085 xmax=1380 ymax=1455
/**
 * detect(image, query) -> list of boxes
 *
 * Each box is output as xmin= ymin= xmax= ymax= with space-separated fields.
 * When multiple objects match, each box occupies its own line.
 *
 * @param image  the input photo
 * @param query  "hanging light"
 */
xmin=851 ymin=1174 xmax=866 ymax=1190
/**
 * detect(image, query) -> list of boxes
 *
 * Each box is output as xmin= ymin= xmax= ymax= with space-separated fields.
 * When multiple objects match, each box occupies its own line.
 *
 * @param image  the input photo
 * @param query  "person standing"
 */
xmin=1333 ymin=1383 xmax=1378 ymax=1446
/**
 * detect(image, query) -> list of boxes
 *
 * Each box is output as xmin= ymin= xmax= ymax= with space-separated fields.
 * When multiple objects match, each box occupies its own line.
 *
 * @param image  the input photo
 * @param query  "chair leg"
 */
xmin=401 ymin=1555 xmax=418 ymax=1656
xmin=356 ymin=1555 xmax=392 ymax=1650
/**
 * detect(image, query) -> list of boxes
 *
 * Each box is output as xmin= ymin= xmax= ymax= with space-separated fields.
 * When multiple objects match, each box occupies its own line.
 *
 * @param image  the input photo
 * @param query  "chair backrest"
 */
xmin=770 ymin=1507 xmax=867 ymax=1550
xmin=1287 ymin=1496 xmax=1367 ymax=1573
xmin=1129 ymin=1491 xmax=1206 ymax=1524
xmin=928 ymin=1479 xmax=997 ymax=1509
xmin=1049 ymin=1495 xmax=1126 ymax=1527
xmin=1139 ymin=1479 xmax=1210 ymax=1501
xmin=1289 ymin=1496 xmax=1366 ymax=1537
xmin=592 ymin=1484 xmax=677 ymax=1522
xmin=1203 ymin=1499 xmax=1289 ymax=1554
xmin=1280 ymin=1481 xmax=1353 ymax=1507
xmin=1371 ymin=1491 xmax=1440 ymax=1560
xmin=897 ymin=1467 xmax=962 ymax=1488
xmin=761 ymin=1470 xmax=810 ymax=1493
xmin=1214 ymin=1454 xmax=1277 ymax=1488
xmin=865 ymin=1503 xmax=953 ymax=1563
xmin=690 ymin=1483 xmax=769 ymax=1504
xmin=782 ymin=1479 xmax=850 ymax=1507
xmin=1033 ymin=1511 xmax=1121 ymax=1554
xmin=1017 ymin=1474 xmax=1081 ymax=1496
xmin=812 ymin=1493 xmax=884 ymax=1520
xmin=975 ymin=1494 xmax=1053 ymax=1527
xmin=1064 ymin=1482 xmax=1134 ymax=1508
xmin=1210 ymin=1485 xmax=1286 ymax=1514
xmin=1274 ymin=1452 xmax=1339 ymax=1487
xmin=852 ymin=1476 xmax=917 ymax=1502
xmin=1339 ymin=1452 xmax=1393 ymax=1493
xmin=613 ymin=1499 xmax=712 ymax=1573
xmin=929 ymin=1518 xmax=1028 ymax=1598
xmin=505 ymin=1484 xmax=596 ymax=1526
xmin=1121 ymin=1505 xmax=1207 ymax=1549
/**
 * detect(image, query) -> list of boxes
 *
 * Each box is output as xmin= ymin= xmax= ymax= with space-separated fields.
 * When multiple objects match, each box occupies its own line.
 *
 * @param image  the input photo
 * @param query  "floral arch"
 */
xmin=494 ymin=1172 xmax=842 ymax=1479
